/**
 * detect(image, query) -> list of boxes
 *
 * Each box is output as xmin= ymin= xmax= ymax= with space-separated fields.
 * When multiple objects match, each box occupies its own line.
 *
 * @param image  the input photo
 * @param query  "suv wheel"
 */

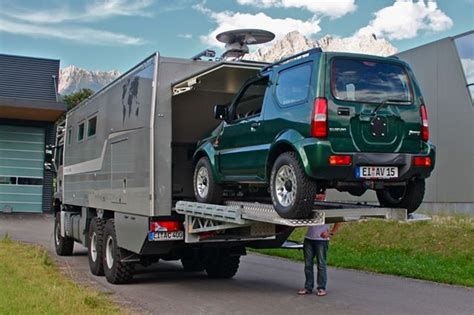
xmin=270 ymin=152 xmax=317 ymax=219
xmin=376 ymin=179 xmax=425 ymax=214
xmin=193 ymin=157 xmax=223 ymax=204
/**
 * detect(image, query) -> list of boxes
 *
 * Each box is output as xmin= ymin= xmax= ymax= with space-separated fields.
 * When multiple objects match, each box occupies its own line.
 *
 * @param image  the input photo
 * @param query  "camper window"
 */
xmin=87 ymin=116 xmax=97 ymax=138
xmin=78 ymin=122 xmax=85 ymax=142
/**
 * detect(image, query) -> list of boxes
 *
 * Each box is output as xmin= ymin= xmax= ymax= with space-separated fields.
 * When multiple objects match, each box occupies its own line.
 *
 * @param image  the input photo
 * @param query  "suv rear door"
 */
xmin=326 ymin=56 xmax=422 ymax=154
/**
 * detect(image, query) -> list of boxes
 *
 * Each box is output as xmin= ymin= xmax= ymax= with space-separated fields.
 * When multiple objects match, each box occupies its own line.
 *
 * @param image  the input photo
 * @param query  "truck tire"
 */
xmin=194 ymin=157 xmax=223 ymax=204
xmin=54 ymin=212 xmax=74 ymax=256
xmin=376 ymin=179 xmax=425 ymax=214
xmin=88 ymin=217 xmax=105 ymax=276
xmin=205 ymin=252 xmax=240 ymax=279
xmin=270 ymin=152 xmax=317 ymax=219
xmin=103 ymin=219 xmax=134 ymax=284
xmin=181 ymin=257 xmax=205 ymax=272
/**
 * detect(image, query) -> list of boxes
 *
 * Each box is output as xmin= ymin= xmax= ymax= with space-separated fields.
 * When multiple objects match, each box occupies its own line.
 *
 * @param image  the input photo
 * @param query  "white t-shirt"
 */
xmin=305 ymin=224 xmax=330 ymax=241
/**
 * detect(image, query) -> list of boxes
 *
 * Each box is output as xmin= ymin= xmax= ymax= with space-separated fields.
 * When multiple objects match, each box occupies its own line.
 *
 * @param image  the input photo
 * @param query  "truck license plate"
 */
xmin=356 ymin=166 xmax=398 ymax=179
xmin=148 ymin=231 xmax=184 ymax=241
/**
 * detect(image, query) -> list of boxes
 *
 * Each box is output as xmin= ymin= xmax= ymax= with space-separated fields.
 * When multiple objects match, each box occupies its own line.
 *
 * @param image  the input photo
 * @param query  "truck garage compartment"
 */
xmin=171 ymin=62 xmax=266 ymax=200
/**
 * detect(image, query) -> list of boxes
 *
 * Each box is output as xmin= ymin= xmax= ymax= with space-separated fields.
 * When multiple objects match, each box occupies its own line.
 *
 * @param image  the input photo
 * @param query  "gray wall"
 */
xmin=397 ymin=37 xmax=474 ymax=213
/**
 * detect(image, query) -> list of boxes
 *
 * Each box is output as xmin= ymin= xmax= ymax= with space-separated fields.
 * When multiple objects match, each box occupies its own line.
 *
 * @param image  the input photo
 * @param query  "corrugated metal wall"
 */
xmin=0 ymin=54 xmax=59 ymax=102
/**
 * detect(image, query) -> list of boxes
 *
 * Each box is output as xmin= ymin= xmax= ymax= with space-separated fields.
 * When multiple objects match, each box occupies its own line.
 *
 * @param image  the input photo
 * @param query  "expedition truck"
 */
xmin=49 ymin=35 xmax=432 ymax=284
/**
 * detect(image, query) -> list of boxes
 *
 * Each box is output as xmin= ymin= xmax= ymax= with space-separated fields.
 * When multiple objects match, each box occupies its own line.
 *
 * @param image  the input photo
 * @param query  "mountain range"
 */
xmin=58 ymin=31 xmax=397 ymax=95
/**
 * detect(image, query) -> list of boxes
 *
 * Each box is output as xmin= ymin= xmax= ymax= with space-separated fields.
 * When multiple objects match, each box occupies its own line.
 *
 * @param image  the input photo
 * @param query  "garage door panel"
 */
xmin=0 ymin=167 xmax=43 ymax=177
xmin=0 ymin=192 xmax=42 ymax=203
xmin=0 ymin=159 xmax=44 ymax=168
xmin=0 ymin=125 xmax=45 ymax=213
xmin=0 ymin=141 xmax=44 ymax=151
xmin=0 ymin=131 xmax=44 ymax=142
xmin=0 ymin=185 xmax=42 ymax=194
xmin=0 ymin=150 xmax=44 ymax=160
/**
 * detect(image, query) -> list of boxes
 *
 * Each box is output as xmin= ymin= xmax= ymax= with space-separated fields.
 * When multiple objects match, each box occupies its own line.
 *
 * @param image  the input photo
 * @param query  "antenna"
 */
xmin=216 ymin=29 xmax=275 ymax=60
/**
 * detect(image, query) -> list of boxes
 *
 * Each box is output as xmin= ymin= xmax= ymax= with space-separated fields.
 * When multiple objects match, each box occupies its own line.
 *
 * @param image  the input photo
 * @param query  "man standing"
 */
xmin=298 ymin=201 xmax=341 ymax=297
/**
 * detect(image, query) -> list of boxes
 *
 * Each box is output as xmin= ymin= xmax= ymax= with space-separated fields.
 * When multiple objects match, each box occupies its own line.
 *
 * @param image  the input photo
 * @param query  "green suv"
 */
xmin=193 ymin=49 xmax=436 ymax=219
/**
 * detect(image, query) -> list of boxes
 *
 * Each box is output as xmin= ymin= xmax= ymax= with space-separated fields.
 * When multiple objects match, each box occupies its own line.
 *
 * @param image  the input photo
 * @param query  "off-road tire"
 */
xmin=205 ymin=253 xmax=240 ymax=279
xmin=376 ymin=179 xmax=425 ymax=214
xmin=103 ymin=219 xmax=135 ymax=284
xmin=194 ymin=157 xmax=223 ymax=204
xmin=54 ymin=212 xmax=74 ymax=256
xmin=181 ymin=257 xmax=205 ymax=272
xmin=88 ymin=217 xmax=105 ymax=276
xmin=270 ymin=152 xmax=318 ymax=219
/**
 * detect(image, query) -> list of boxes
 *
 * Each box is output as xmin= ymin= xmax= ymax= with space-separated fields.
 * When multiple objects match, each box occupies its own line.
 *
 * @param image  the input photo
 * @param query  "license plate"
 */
xmin=148 ymin=231 xmax=184 ymax=241
xmin=356 ymin=166 xmax=398 ymax=179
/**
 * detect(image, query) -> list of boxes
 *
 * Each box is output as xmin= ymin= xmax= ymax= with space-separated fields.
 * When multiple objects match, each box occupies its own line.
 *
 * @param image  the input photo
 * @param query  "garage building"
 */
xmin=0 ymin=54 xmax=66 ymax=213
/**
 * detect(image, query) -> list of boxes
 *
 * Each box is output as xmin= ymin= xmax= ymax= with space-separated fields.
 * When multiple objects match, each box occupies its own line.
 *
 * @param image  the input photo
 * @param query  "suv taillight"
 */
xmin=421 ymin=104 xmax=429 ymax=142
xmin=312 ymin=97 xmax=328 ymax=138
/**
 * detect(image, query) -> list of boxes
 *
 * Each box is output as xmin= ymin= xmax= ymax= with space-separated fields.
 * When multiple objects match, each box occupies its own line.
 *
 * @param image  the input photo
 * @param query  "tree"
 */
xmin=62 ymin=88 xmax=94 ymax=111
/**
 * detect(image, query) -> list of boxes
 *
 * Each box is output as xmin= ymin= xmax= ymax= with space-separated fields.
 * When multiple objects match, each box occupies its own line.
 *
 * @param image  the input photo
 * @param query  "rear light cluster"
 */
xmin=312 ymin=97 xmax=328 ymax=138
xmin=413 ymin=156 xmax=431 ymax=167
xmin=329 ymin=155 xmax=352 ymax=166
xmin=150 ymin=220 xmax=181 ymax=232
xmin=420 ymin=104 xmax=429 ymax=142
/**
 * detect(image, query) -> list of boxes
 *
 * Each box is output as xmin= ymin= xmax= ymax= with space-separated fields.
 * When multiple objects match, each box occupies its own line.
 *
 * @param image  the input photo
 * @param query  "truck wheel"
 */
xmin=54 ymin=212 xmax=74 ymax=256
xmin=205 ymin=252 xmax=240 ymax=279
xmin=88 ymin=217 xmax=105 ymax=276
xmin=270 ymin=152 xmax=317 ymax=219
xmin=376 ymin=179 xmax=425 ymax=214
xmin=194 ymin=157 xmax=223 ymax=204
xmin=103 ymin=219 xmax=134 ymax=284
xmin=181 ymin=257 xmax=205 ymax=272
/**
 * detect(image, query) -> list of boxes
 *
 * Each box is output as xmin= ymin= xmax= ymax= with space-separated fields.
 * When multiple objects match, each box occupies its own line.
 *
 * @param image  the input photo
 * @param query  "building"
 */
xmin=326 ymin=31 xmax=474 ymax=214
xmin=0 ymin=54 xmax=66 ymax=213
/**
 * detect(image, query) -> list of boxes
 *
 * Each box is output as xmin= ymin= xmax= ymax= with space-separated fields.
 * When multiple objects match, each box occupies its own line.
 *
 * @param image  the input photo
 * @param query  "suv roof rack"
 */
xmin=261 ymin=47 xmax=322 ymax=72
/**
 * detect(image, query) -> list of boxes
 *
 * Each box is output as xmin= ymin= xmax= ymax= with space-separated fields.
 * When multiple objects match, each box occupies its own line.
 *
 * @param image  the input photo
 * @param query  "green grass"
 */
xmin=0 ymin=236 xmax=122 ymax=315
xmin=254 ymin=215 xmax=474 ymax=287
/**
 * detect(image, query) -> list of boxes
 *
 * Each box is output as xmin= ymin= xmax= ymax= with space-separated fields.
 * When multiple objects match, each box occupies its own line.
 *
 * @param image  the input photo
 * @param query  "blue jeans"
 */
xmin=303 ymin=238 xmax=328 ymax=292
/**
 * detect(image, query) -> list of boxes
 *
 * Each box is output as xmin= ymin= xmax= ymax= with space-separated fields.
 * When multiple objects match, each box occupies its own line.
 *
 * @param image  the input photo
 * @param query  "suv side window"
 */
xmin=275 ymin=62 xmax=312 ymax=107
xmin=232 ymin=76 xmax=269 ymax=121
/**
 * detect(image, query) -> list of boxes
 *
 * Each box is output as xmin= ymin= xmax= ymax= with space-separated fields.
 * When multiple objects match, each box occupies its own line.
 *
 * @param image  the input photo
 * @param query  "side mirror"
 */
xmin=214 ymin=104 xmax=229 ymax=120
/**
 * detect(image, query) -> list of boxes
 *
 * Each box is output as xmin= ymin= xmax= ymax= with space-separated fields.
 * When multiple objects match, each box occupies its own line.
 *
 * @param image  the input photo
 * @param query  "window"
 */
xmin=0 ymin=177 xmax=16 ymax=185
xmin=78 ymin=122 xmax=85 ymax=142
xmin=454 ymin=32 xmax=474 ymax=104
xmin=67 ymin=128 xmax=72 ymax=145
xmin=232 ymin=77 xmax=268 ymax=121
xmin=17 ymin=177 xmax=43 ymax=185
xmin=331 ymin=58 xmax=412 ymax=104
xmin=275 ymin=63 xmax=312 ymax=106
xmin=87 ymin=116 xmax=97 ymax=137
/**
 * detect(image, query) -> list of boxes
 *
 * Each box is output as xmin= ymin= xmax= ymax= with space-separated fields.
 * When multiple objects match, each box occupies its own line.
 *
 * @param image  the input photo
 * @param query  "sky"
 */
xmin=0 ymin=0 xmax=472 ymax=72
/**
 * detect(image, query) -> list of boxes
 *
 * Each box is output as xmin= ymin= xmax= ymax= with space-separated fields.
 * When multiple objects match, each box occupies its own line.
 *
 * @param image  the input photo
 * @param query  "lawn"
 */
xmin=0 ymin=236 xmax=121 ymax=314
xmin=254 ymin=215 xmax=474 ymax=287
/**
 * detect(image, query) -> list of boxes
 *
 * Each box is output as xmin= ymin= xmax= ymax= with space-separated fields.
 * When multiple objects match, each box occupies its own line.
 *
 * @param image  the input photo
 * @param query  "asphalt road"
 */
xmin=1 ymin=214 xmax=473 ymax=315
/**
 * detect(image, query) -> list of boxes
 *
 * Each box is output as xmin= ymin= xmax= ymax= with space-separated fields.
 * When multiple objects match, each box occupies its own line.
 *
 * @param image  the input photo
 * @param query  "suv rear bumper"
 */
xmin=301 ymin=139 xmax=436 ymax=182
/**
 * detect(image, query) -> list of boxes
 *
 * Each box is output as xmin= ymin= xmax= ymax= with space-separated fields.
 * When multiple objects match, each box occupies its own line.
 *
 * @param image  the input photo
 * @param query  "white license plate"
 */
xmin=148 ymin=231 xmax=184 ymax=241
xmin=356 ymin=166 xmax=398 ymax=179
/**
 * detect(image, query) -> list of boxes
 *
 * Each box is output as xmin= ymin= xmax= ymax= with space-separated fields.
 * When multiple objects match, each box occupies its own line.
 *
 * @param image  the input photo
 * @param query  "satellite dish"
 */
xmin=216 ymin=29 xmax=275 ymax=60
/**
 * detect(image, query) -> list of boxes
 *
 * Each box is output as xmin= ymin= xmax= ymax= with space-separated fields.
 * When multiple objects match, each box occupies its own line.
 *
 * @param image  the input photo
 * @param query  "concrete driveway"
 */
xmin=1 ymin=214 xmax=473 ymax=315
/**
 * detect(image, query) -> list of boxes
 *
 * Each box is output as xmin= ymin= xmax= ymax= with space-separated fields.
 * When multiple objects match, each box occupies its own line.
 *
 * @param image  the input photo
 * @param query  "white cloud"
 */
xmin=0 ymin=18 xmax=146 ymax=46
xmin=195 ymin=5 xmax=321 ymax=47
xmin=178 ymin=33 xmax=193 ymax=39
xmin=0 ymin=1 xmax=151 ymax=45
xmin=356 ymin=0 xmax=453 ymax=40
xmin=2 ymin=0 xmax=154 ymax=24
xmin=236 ymin=0 xmax=357 ymax=18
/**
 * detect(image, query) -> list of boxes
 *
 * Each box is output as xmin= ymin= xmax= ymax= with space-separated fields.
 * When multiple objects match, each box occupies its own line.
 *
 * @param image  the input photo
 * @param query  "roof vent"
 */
xmin=216 ymin=29 xmax=275 ymax=60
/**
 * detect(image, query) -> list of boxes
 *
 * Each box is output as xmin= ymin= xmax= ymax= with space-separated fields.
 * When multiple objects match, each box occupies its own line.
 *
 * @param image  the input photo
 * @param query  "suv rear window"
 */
xmin=331 ymin=58 xmax=412 ymax=103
